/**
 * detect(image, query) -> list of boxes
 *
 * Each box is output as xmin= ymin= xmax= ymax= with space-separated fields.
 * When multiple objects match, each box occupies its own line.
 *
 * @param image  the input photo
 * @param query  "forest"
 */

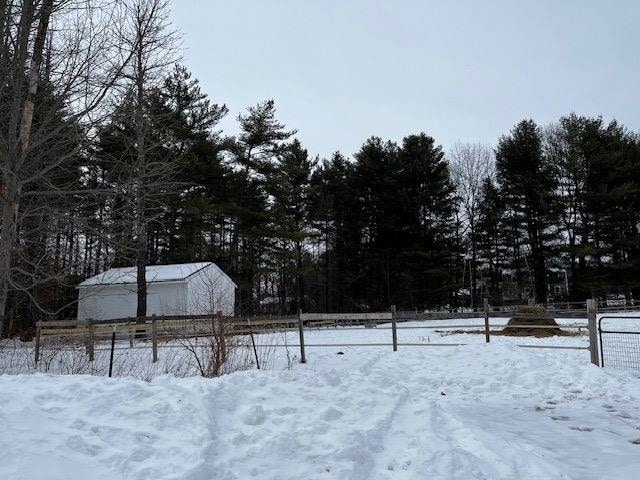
xmin=2 ymin=1 xmax=640 ymax=336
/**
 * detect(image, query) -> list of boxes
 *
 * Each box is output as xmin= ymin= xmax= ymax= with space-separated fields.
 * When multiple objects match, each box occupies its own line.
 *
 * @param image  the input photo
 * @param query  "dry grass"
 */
xmin=0 ymin=320 xmax=291 ymax=381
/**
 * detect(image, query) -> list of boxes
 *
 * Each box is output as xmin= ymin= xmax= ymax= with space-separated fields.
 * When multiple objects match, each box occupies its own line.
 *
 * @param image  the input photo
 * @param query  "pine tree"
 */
xmin=308 ymin=152 xmax=356 ymax=311
xmin=269 ymin=139 xmax=317 ymax=312
xmin=228 ymin=100 xmax=295 ymax=314
xmin=147 ymin=65 xmax=228 ymax=265
xmin=546 ymin=114 xmax=640 ymax=302
xmin=330 ymin=133 xmax=458 ymax=310
xmin=397 ymin=133 xmax=457 ymax=308
xmin=476 ymin=178 xmax=507 ymax=303
xmin=496 ymin=120 xmax=558 ymax=303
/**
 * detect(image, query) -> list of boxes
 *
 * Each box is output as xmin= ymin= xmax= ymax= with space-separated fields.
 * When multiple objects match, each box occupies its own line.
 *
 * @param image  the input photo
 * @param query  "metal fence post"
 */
xmin=108 ymin=325 xmax=116 ymax=377
xmin=483 ymin=298 xmax=490 ymax=343
xmin=247 ymin=317 xmax=260 ymax=370
xmin=587 ymin=298 xmax=600 ymax=366
xmin=298 ymin=309 xmax=307 ymax=363
xmin=151 ymin=315 xmax=158 ymax=363
xmin=391 ymin=305 xmax=398 ymax=351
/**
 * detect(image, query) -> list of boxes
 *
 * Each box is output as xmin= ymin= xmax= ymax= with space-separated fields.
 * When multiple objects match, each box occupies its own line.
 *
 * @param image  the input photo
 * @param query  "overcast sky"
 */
xmin=171 ymin=1 xmax=640 ymax=160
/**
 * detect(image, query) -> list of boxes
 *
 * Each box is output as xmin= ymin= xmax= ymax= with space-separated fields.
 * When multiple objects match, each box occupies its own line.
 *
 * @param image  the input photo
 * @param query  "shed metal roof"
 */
xmin=78 ymin=262 xmax=228 ymax=287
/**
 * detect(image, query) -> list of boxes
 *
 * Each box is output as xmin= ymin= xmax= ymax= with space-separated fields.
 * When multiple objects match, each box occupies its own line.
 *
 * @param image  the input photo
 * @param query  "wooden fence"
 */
xmin=34 ymin=299 xmax=630 ymax=372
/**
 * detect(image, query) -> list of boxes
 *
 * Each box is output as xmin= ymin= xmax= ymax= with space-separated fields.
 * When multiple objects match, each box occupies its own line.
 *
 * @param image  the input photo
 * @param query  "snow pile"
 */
xmin=2 ymin=341 xmax=640 ymax=479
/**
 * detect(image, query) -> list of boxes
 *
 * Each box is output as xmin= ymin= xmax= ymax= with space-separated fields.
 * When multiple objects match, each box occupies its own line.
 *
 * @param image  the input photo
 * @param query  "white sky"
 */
xmin=171 ymin=0 xmax=640 ymax=159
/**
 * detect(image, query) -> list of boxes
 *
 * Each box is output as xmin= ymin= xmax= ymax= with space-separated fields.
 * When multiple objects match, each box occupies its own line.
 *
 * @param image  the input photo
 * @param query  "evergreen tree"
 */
xmin=229 ymin=100 xmax=295 ymax=314
xmin=546 ymin=114 xmax=640 ymax=302
xmin=269 ymin=139 xmax=317 ymax=312
xmin=147 ymin=65 xmax=228 ymax=265
xmin=586 ymin=123 xmax=640 ymax=299
xmin=476 ymin=178 xmax=507 ymax=303
xmin=396 ymin=133 xmax=457 ymax=308
xmin=308 ymin=152 xmax=356 ymax=311
xmin=496 ymin=120 xmax=558 ymax=303
xmin=328 ymin=133 xmax=458 ymax=310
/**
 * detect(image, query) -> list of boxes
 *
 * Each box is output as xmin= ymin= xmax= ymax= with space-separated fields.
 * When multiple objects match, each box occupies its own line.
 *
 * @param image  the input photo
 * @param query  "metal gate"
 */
xmin=598 ymin=316 xmax=640 ymax=370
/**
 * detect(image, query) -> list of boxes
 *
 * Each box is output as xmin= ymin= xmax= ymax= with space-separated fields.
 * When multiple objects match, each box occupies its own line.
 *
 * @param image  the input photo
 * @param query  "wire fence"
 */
xmin=32 ymin=300 xmax=640 ymax=379
xmin=32 ymin=311 xmax=591 ymax=367
xmin=15 ymin=303 xmax=640 ymax=381
xmin=598 ymin=316 xmax=640 ymax=371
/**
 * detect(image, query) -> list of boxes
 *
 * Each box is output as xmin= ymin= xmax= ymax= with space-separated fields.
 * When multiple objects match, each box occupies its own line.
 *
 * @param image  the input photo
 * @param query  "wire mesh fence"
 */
xmin=599 ymin=333 xmax=640 ymax=371
xmin=598 ymin=316 xmax=640 ymax=371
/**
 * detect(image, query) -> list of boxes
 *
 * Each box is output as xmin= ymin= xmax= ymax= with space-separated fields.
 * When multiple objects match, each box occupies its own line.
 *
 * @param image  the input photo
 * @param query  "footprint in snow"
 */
xmin=386 ymin=460 xmax=411 ymax=472
xmin=551 ymin=415 xmax=570 ymax=421
xmin=274 ymin=407 xmax=296 ymax=416
xmin=67 ymin=434 xmax=102 ymax=456
xmin=629 ymin=438 xmax=640 ymax=445
xmin=242 ymin=405 xmax=267 ymax=426
xmin=570 ymin=426 xmax=593 ymax=432
xmin=616 ymin=411 xmax=634 ymax=420
xmin=535 ymin=405 xmax=555 ymax=411
xmin=322 ymin=407 xmax=343 ymax=422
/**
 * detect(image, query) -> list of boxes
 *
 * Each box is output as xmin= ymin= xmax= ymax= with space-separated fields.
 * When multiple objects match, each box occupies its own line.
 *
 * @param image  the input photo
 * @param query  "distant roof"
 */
xmin=79 ymin=262 xmax=215 ymax=287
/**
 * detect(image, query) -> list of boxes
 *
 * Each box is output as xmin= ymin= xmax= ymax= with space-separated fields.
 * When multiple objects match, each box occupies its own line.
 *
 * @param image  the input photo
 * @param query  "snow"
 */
xmin=2 ymin=319 xmax=640 ymax=479
xmin=78 ymin=262 xmax=213 ymax=286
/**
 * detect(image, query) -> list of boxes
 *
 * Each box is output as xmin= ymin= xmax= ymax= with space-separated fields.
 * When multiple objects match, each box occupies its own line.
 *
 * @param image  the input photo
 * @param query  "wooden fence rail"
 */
xmin=34 ymin=299 xmax=634 ymax=366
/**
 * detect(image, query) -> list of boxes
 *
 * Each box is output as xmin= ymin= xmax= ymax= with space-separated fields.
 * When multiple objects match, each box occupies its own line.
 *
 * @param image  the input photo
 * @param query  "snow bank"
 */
xmin=2 ymin=341 xmax=640 ymax=479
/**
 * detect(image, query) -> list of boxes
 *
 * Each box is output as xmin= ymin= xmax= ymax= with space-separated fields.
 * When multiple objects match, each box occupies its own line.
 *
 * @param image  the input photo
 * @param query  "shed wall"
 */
xmin=186 ymin=264 xmax=236 ymax=316
xmin=77 ymin=282 xmax=188 ymax=321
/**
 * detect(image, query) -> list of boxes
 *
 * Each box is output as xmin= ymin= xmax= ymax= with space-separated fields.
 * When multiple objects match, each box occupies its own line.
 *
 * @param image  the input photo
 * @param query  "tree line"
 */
xmin=2 ymin=1 xmax=640 ymax=335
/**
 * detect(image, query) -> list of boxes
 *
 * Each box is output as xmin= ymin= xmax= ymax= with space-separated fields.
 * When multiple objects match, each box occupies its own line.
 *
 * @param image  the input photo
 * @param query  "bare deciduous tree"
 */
xmin=0 ymin=0 xmax=134 ymax=335
xmin=449 ymin=142 xmax=495 ymax=307
xmin=111 ymin=0 xmax=179 ymax=317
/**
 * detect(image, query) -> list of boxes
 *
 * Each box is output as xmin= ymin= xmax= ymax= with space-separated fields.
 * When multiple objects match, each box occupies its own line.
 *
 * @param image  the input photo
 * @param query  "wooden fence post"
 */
xmin=298 ymin=309 xmax=307 ymax=364
xmin=88 ymin=320 xmax=95 ymax=362
xmin=587 ymin=298 xmax=600 ymax=366
xmin=128 ymin=319 xmax=134 ymax=348
xmin=34 ymin=323 xmax=42 ymax=364
xmin=483 ymin=298 xmax=490 ymax=343
xmin=217 ymin=311 xmax=226 ymax=364
xmin=391 ymin=305 xmax=398 ymax=351
xmin=151 ymin=315 xmax=158 ymax=363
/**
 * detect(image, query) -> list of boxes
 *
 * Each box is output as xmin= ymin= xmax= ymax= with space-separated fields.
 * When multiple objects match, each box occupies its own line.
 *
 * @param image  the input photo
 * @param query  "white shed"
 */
xmin=77 ymin=262 xmax=236 ymax=321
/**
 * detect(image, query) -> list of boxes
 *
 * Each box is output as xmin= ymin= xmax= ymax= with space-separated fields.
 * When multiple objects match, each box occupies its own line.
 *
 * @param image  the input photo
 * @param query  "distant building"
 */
xmin=547 ymin=268 xmax=570 ymax=301
xmin=77 ymin=262 xmax=236 ymax=321
xmin=478 ymin=266 xmax=569 ymax=305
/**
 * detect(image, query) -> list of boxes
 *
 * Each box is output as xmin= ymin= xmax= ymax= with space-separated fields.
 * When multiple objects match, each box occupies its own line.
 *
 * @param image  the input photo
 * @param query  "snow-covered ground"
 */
xmin=2 ymin=317 xmax=640 ymax=479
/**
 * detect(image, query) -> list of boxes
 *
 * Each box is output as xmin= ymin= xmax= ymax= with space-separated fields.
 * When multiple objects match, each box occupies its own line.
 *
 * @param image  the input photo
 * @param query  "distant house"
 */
xmin=77 ymin=262 xmax=236 ymax=321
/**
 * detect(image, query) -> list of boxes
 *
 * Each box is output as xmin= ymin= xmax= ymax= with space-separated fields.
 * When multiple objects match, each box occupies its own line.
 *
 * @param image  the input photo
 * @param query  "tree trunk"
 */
xmin=19 ymin=0 xmax=53 ymax=152
xmin=532 ymin=248 xmax=548 ymax=304
xmin=296 ymin=240 xmax=304 ymax=312
xmin=134 ymin=18 xmax=147 ymax=318
xmin=0 ymin=0 xmax=52 ymax=336
xmin=134 ymin=160 xmax=147 ymax=317
xmin=529 ymin=223 xmax=548 ymax=304
xmin=324 ymin=225 xmax=330 ymax=312
xmin=0 ymin=182 xmax=20 ymax=336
